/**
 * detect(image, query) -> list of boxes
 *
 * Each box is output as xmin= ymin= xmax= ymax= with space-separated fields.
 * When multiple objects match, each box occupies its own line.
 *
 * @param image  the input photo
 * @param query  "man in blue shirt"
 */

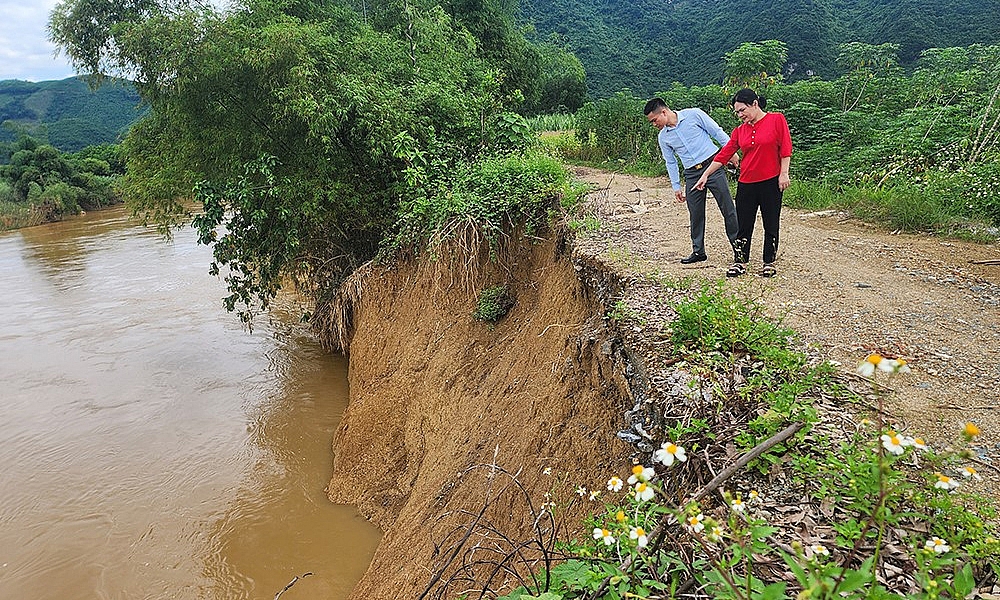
xmin=643 ymin=98 xmax=739 ymax=264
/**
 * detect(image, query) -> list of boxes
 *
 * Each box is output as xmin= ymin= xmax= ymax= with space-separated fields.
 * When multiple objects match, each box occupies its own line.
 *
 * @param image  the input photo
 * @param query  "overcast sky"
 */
xmin=0 ymin=0 xmax=77 ymax=82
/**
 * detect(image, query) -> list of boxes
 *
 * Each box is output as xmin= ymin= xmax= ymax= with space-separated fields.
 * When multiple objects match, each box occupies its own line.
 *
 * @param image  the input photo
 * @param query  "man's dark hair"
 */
xmin=643 ymin=97 xmax=668 ymax=115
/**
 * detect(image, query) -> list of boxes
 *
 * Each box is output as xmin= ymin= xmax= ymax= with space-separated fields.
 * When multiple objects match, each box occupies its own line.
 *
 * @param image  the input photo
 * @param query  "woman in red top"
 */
xmin=694 ymin=88 xmax=792 ymax=277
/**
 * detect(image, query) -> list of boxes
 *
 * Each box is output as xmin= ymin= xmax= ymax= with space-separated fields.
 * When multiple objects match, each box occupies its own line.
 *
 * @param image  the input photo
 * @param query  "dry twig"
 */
xmin=274 ymin=572 xmax=313 ymax=600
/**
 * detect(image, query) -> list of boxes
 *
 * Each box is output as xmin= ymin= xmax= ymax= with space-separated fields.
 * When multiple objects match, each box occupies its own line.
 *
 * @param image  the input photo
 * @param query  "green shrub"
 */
xmin=671 ymin=281 xmax=795 ymax=359
xmin=537 ymin=131 xmax=582 ymax=159
xmin=574 ymin=92 xmax=660 ymax=168
xmin=0 ymin=179 xmax=14 ymax=204
xmin=38 ymin=181 xmax=82 ymax=215
xmin=393 ymin=151 xmax=578 ymax=254
xmin=473 ymin=285 xmax=515 ymax=323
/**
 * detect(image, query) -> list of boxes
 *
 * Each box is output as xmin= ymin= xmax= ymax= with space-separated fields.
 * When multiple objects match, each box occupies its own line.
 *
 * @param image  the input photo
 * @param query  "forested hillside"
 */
xmin=0 ymin=78 xmax=145 ymax=152
xmin=520 ymin=0 xmax=1000 ymax=97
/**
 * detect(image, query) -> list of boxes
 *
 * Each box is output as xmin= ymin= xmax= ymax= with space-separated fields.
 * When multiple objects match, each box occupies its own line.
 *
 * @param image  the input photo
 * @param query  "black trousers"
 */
xmin=733 ymin=176 xmax=782 ymax=264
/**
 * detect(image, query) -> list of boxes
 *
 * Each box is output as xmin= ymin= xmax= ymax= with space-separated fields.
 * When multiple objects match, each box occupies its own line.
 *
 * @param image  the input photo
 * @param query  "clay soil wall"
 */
xmin=325 ymin=235 xmax=631 ymax=598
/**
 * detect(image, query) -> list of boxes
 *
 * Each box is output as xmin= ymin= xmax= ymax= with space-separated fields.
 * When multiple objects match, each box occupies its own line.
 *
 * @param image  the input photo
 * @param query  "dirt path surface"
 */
xmin=571 ymin=165 xmax=1000 ymax=463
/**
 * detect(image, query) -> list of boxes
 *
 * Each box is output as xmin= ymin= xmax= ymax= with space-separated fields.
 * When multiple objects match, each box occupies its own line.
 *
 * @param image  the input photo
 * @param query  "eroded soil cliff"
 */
xmin=324 ymin=235 xmax=631 ymax=598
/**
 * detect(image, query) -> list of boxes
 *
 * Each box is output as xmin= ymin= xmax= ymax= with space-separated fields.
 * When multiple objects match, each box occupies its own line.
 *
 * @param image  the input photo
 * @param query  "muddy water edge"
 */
xmin=0 ymin=207 xmax=380 ymax=600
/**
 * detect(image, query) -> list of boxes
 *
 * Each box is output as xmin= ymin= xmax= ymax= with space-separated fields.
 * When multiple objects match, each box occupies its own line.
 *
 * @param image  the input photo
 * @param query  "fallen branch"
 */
xmin=932 ymin=404 xmax=997 ymax=411
xmin=692 ymin=422 xmax=805 ymax=502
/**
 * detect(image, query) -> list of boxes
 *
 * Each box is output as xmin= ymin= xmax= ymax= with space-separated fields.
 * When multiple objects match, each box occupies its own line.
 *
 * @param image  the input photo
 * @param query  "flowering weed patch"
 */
xmin=484 ymin=354 xmax=999 ymax=600
xmin=668 ymin=283 xmax=822 ymax=468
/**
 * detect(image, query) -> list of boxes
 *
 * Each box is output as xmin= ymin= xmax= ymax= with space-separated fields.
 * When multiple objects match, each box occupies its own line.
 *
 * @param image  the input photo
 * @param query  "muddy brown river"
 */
xmin=0 ymin=207 xmax=379 ymax=599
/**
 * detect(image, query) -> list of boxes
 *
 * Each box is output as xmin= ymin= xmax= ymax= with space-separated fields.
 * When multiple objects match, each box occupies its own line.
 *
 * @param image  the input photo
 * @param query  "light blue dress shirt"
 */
xmin=656 ymin=108 xmax=730 ymax=191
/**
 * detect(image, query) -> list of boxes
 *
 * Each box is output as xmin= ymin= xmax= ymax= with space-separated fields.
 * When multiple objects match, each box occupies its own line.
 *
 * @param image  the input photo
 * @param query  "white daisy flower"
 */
xmin=881 ymin=431 xmax=906 ymax=455
xmin=933 ymin=473 xmax=960 ymax=491
xmin=685 ymin=513 xmax=705 ymax=533
xmin=634 ymin=481 xmax=655 ymax=502
xmin=627 ymin=464 xmax=655 ymax=484
xmin=961 ymin=466 xmax=982 ymax=481
xmin=629 ymin=526 xmax=649 ymax=548
xmin=652 ymin=441 xmax=687 ymax=467
xmin=593 ymin=527 xmax=614 ymax=546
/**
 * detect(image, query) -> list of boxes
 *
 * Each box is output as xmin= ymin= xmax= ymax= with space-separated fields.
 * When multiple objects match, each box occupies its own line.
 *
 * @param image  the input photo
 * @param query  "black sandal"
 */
xmin=726 ymin=263 xmax=746 ymax=277
xmin=760 ymin=263 xmax=777 ymax=278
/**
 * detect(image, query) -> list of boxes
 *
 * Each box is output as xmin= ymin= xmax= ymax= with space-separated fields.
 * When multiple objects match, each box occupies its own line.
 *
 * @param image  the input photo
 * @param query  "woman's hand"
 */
xmin=778 ymin=173 xmax=791 ymax=191
xmin=693 ymin=174 xmax=709 ymax=191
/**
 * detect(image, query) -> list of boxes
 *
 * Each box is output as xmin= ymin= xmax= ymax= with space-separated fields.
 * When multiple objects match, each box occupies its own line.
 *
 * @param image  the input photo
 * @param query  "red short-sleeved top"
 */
xmin=714 ymin=112 xmax=792 ymax=184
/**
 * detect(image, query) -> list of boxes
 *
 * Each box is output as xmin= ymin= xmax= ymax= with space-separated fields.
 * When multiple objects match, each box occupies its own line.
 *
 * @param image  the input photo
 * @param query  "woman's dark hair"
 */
xmin=732 ymin=88 xmax=767 ymax=110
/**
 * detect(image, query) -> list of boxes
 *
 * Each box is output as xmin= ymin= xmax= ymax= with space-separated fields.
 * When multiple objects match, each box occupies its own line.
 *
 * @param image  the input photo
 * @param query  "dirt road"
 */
xmin=571 ymin=165 xmax=1000 ymax=461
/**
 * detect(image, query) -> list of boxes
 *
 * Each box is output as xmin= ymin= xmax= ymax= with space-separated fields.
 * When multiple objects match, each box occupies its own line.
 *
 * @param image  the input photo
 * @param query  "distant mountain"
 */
xmin=0 ymin=77 xmax=146 ymax=152
xmin=520 ymin=0 xmax=1000 ymax=98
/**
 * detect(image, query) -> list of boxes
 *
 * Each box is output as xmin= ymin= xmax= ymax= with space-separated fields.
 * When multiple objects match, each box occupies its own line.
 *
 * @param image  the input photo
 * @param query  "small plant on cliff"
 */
xmin=474 ymin=285 xmax=515 ymax=324
xmin=606 ymin=299 xmax=643 ymax=325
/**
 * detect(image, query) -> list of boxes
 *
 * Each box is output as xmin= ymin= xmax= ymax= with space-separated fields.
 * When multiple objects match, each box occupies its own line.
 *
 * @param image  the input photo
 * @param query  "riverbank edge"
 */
xmin=1 ymin=197 xmax=126 ymax=233
xmin=316 ymin=228 xmax=642 ymax=598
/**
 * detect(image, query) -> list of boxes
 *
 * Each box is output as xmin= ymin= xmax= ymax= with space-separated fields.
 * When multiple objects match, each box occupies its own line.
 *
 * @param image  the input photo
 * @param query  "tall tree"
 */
xmin=723 ymin=40 xmax=789 ymax=95
xmin=49 ymin=0 xmax=508 ymax=322
xmin=835 ymin=42 xmax=901 ymax=111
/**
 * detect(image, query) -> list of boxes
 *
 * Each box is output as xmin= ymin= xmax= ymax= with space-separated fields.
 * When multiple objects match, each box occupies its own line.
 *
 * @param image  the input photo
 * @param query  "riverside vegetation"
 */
xmin=43 ymin=0 xmax=1000 ymax=597
xmin=0 ymin=78 xmax=139 ymax=228
xmin=49 ymin=0 xmax=586 ymax=327
xmin=0 ymin=136 xmax=123 ymax=230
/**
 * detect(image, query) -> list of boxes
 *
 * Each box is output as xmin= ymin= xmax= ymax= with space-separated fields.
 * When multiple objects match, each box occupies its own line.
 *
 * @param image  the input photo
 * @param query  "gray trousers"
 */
xmin=683 ymin=166 xmax=739 ymax=255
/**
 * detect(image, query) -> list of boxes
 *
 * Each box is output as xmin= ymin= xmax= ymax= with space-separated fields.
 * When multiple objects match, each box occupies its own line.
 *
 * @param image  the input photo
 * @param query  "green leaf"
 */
xmin=756 ymin=581 xmax=788 ymax=600
xmin=953 ymin=563 xmax=975 ymax=598
xmin=780 ymin=551 xmax=808 ymax=586
xmin=837 ymin=558 xmax=875 ymax=594
xmin=550 ymin=560 xmax=591 ymax=587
